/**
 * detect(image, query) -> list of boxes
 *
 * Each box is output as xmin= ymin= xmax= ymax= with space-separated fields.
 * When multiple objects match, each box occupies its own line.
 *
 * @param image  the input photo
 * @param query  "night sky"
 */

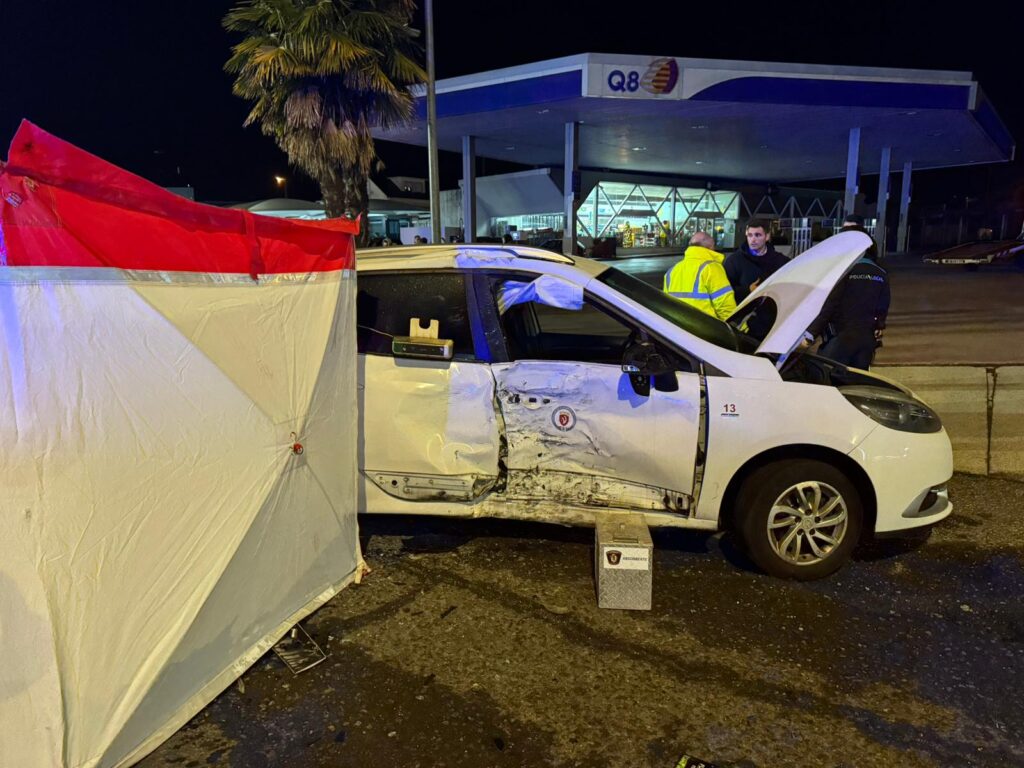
xmin=2 ymin=0 xmax=1021 ymax=207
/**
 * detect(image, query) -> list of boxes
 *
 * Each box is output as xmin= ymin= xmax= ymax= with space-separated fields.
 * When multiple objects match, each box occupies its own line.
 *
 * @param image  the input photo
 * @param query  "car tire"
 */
xmin=734 ymin=460 xmax=863 ymax=580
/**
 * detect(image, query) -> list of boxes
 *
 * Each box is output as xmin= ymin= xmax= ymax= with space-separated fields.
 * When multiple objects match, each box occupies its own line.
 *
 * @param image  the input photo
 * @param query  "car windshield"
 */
xmin=595 ymin=266 xmax=742 ymax=352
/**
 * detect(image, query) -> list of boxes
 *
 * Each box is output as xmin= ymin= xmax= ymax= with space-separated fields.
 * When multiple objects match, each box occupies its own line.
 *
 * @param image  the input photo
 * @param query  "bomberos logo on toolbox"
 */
xmin=603 ymin=546 xmax=650 ymax=570
xmin=606 ymin=58 xmax=679 ymax=96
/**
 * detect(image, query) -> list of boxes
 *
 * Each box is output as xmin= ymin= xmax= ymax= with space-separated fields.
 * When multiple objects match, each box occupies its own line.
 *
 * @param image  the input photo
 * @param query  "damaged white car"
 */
xmin=356 ymin=231 xmax=952 ymax=579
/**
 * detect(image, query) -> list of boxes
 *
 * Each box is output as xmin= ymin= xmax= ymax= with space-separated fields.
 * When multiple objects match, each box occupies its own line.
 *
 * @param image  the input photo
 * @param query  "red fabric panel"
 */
xmin=0 ymin=121 xmax=356 ymax=275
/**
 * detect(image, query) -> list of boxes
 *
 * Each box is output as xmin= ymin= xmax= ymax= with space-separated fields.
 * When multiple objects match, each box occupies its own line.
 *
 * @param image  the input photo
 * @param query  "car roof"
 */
xmin=355 ymin=242 xmax=782 ymax=380
xmin=356 ymin=243 xmax=609 ymax=277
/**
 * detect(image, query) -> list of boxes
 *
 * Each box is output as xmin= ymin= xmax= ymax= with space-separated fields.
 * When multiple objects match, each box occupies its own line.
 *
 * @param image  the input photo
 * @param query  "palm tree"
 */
xmin=224 ymin=0 xmax=425 ymax=241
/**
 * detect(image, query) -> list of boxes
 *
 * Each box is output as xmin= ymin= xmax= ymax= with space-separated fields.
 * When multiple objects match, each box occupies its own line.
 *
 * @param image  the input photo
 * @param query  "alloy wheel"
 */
xmin=766 ymin=481 xmax=849 ymax=566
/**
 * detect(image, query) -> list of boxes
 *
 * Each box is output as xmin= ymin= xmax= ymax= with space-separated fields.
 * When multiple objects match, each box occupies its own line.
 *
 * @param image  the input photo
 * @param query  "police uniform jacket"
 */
xmin=808 ymin=256 xmax=890 ymax=339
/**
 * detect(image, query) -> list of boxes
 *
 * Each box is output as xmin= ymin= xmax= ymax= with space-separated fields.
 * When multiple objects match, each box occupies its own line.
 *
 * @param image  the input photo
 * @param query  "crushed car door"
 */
xmin=487 ymin=277 xmax=701 ymax=513
xmin=357 ymin=271 xmax=500 ymax=503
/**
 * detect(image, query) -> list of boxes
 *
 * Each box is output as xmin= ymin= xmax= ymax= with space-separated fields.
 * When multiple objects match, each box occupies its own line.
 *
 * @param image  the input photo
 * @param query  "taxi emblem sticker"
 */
xmin=551 ymin=406 xmax=577 ymax=432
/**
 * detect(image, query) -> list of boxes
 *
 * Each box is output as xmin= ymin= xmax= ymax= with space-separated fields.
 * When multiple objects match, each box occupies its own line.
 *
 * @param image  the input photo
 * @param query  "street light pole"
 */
xmin=425 ymin=0 xmax=441 ymax=244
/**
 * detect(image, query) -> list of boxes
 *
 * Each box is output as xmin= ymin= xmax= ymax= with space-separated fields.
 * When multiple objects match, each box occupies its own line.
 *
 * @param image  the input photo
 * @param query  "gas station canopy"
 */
xmin=375 ymin=53 xmax=1014 ymax=182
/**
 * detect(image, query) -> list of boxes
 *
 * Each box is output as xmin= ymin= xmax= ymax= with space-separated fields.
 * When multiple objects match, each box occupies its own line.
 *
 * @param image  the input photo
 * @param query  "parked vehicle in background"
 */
xmin=537 ymin=238 xmax=586 ymax=257
xmin=355 ymin=234 xmax=953 ymax=580
xmin=923 ymin=232 xmax=1024 ymax=269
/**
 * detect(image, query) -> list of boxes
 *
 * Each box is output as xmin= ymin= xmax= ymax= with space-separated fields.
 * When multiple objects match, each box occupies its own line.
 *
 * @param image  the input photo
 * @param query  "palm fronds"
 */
xmin=224 ymin=0 xmax=425 ymax=221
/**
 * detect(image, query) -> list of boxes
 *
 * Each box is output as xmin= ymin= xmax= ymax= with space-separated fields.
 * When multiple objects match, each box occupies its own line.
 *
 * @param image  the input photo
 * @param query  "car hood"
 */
xmin=731 ymin=230 xmax=874 ymax=357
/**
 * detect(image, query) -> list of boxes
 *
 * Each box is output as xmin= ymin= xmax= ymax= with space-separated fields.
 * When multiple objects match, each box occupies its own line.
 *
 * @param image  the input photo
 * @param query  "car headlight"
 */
xmin=840 ymin=386 xmax=942 ymax=433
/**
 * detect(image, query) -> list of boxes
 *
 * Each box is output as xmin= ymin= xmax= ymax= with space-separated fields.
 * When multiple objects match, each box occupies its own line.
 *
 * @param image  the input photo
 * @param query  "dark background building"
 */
xmin=2 ymin=0 xmax=1020 ymax=244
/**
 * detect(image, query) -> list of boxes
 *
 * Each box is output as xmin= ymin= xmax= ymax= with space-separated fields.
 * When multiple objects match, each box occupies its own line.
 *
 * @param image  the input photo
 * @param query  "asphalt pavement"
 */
xmin=141 ymin=473 xmax=1024 ymax=768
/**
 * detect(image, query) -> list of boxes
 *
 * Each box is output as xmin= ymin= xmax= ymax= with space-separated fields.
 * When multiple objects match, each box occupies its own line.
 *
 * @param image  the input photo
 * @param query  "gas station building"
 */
xmin=374 ymin=53 xmax=1014 ymax=255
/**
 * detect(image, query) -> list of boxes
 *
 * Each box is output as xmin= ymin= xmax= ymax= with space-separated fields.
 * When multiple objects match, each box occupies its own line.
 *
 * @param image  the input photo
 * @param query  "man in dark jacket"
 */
xmin=724 ymin=219 xmax=789 ymax=338
xmin=807 ymin=215 xmax=890 ymax=369
xmin=724 ymin=219 xmax=790 ymax=303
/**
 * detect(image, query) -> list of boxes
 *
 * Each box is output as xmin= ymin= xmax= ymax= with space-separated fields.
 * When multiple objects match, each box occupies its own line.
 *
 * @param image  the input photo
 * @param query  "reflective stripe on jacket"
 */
xmin=662 ymin=246 xmax=737 ymax=320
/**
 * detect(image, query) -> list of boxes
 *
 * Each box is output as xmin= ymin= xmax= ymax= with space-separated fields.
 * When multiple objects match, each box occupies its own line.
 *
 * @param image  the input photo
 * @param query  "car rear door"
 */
xmin=357 ymin=271 xmax=500 ymax=504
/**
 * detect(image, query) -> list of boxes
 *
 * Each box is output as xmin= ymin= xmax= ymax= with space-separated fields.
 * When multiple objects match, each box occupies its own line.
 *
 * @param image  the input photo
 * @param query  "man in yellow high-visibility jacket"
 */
xmin=663 ymin=231 xmax=737 ymax=320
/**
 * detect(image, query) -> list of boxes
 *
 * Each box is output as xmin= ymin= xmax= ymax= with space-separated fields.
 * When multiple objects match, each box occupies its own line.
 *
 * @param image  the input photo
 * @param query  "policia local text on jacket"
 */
xmin=663 ymin=244 xmax=737 ymax=320
xmin=807 ymin=229 xmax=890 ymax=370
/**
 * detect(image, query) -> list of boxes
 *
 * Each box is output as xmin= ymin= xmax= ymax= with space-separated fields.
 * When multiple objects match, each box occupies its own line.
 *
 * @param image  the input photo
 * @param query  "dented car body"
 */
xmin=356 ymin=233 xmax=953 ymax=579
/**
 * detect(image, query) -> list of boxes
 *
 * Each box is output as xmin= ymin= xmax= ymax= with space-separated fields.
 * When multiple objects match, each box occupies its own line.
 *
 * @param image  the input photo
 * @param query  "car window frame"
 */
xmin=356 ymin=269 xmax=491 ymax=363
xmin=472 ymin=270 xmax=700 ymax=373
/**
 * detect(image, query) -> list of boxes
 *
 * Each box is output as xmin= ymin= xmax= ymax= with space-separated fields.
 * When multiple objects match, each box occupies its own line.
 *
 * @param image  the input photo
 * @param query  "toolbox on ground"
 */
xmin=595 ymin=513 xmax=653 ymax=611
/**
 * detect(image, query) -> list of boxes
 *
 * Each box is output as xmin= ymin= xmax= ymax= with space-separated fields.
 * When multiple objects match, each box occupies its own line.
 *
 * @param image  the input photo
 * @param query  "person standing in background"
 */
xmin=724 ymin=219 xmax=789 ymax=303
xmin=663 ymin=232 xmax=737 ymax=320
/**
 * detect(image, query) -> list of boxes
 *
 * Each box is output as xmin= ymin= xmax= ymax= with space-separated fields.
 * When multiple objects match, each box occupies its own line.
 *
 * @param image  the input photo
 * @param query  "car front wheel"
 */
xmin=735 ymin=460 xmax=863 ymax=580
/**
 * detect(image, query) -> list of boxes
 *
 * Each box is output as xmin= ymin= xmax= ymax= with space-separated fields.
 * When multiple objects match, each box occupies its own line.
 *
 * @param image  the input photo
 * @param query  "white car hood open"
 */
xmin=733 ymin=230 xmax=874 ymax=356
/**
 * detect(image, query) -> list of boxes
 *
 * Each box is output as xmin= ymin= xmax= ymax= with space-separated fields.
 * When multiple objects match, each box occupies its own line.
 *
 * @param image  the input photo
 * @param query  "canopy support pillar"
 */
xmin=875 ymin=146 xmax=892 ymax=257
xmin=844 ymin=127 xmax=861 ymax=218
xmin=563 ymin=122 xmax=579 ymax=257
xmin=897 ymin=161 xmax=913 ymax=253
xmin=461 ymin=135 xmax=477 ymax=242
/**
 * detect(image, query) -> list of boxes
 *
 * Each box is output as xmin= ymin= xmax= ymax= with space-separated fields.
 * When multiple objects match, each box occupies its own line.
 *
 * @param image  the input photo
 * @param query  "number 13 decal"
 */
xmin=722 ymin=403 xmax=738 ymax=416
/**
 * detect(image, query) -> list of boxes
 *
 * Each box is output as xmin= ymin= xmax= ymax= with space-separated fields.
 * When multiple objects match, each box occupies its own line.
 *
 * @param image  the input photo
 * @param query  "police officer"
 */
xmin=663 ymin=231 xmax=736 ymax=320
xmin=806 ymin=215 xmax=890 ymax=369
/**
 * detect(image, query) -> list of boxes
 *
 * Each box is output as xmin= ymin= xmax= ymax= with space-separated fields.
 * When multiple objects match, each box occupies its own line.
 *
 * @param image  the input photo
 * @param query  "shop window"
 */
xmin=357 ymin=273 xmax=475 ymax=359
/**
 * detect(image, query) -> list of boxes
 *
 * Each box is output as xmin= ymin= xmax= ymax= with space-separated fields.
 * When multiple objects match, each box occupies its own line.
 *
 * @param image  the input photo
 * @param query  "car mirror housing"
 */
xmin=621 ymin=340 xmax=672 ymax=377
xmin=625 ymin=371 xmax=651 ymax=397
xmin=622 ymin=340 xmax=678 ymax=397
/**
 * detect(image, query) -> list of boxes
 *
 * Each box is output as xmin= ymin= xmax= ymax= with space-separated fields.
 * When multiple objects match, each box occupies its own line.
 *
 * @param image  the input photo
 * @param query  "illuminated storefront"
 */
xmin=489 ymin=213 xmax=564 ymax=242
xmin=576 ymin=181 xmax=741 ymax=250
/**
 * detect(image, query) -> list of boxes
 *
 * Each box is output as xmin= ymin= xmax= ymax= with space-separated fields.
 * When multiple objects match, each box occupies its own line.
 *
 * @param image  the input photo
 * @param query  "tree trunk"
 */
xmin=319 ymin=171 xmax=369 ymax=247
xmin=321 ymin=173 xmax=346 ymax=219
xmin=342 ymin=170 xmax=370 ymax=248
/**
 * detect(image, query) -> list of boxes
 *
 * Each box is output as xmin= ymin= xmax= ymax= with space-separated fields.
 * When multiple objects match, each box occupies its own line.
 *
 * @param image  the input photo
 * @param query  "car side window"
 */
xmin=487 ymin=276 xmax=696 ymax=373
xmin=490 ymin=278 xmax=635 ymax=365
xmin=357 ymin=273 xmax=475 ymax=359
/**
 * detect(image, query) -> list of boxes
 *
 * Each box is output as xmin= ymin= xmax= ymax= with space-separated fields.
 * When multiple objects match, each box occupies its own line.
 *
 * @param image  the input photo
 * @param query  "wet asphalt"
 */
xmin=140 ymin=472 xmax=1024 ymax=768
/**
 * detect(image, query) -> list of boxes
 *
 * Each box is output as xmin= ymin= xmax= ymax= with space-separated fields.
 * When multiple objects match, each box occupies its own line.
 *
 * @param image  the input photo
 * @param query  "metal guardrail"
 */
xmin=876 ymin=364 xmax=1024 ymax=479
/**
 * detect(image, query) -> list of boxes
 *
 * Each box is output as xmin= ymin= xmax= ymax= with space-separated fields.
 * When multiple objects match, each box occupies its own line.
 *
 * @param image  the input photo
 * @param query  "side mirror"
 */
xmin=622 ymin=340 xmax=673 ymax=397
xmin=622 ymin=340 xmax=672 ymax=374
xmin=625 ymin=369 xmax=651 ymax=398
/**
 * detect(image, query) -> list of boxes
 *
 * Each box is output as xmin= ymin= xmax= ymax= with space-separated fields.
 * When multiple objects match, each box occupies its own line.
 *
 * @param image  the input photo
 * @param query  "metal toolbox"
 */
xmin=595 ymin=513 xmax=653 ymax=611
